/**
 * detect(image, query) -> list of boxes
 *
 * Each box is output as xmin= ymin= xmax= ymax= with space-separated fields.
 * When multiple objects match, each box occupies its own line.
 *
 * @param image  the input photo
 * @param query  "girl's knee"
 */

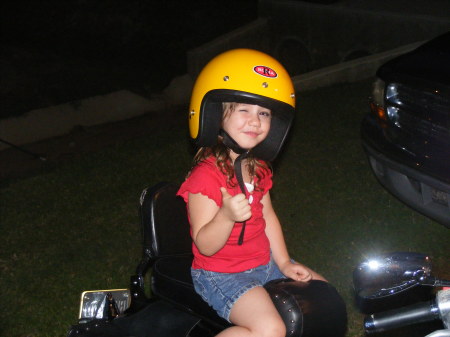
xmin=251 ymin=314 xmax=285 ymax=337
xmin=268 ymin=318 xmax=286 ymax=337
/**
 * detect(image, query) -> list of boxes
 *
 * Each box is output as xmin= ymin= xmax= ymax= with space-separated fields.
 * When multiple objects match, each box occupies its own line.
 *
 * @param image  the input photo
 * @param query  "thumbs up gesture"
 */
xmin=220 ymin=187 xmax=251 ymax=222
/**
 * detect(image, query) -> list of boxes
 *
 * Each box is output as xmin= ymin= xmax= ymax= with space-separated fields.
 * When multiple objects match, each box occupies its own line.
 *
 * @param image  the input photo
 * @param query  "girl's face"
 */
xmin=222 ymin=103 xmax=272 ymax=152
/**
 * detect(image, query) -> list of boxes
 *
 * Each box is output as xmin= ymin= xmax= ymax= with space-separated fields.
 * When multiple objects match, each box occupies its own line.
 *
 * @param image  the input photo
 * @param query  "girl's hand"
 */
xmin=279 ymin=261 xmax=314 ymax=282
xmin=220 ymin=187 xmax=251 ymax=222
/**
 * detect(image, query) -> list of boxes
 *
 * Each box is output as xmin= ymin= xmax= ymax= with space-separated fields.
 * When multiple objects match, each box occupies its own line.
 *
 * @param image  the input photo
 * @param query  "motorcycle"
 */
xmin=353 ymin=252 xmax=450 ymax=337
xmin=67 ymin=182 xmax=347 ymax=337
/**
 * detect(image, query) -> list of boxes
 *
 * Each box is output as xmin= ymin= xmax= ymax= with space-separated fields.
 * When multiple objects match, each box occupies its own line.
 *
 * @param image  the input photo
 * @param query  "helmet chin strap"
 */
xmin=219 ymin=129 xmax=248 ymax=155
xmin=220 ymin=129 xmax=249 ymax=245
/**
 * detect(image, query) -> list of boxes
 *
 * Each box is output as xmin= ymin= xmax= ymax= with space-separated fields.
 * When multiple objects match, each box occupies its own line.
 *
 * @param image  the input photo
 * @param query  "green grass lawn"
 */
xmin=1 ymin=79 xmax=448 ymax=337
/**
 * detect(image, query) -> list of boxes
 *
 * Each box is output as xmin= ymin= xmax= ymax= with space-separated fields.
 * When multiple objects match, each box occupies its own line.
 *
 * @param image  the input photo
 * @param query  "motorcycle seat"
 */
xmin=134 ymin=182 xmax=348 ymax=337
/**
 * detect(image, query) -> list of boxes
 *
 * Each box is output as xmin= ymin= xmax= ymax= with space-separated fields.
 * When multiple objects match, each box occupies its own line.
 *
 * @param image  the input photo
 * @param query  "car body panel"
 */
xmin=361 ymin=32 xmax=450 ymax=227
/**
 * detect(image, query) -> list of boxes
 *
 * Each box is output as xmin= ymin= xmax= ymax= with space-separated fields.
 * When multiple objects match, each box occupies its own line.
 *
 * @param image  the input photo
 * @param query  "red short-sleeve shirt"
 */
xmin=177 ymin=156 xmax=272 ymax=273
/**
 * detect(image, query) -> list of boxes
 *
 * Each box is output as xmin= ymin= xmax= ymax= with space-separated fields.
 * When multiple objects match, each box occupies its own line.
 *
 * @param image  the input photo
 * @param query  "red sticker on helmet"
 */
xmin=253 ymin=66 xmax=278 ymax=78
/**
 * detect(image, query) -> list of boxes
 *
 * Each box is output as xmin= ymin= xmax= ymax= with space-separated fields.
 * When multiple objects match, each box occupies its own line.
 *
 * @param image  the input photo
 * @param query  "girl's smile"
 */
xmin=243 ymin=131 xmax=260 ymax=138
xmin=222 ymin=103 xmax=271 ymax=154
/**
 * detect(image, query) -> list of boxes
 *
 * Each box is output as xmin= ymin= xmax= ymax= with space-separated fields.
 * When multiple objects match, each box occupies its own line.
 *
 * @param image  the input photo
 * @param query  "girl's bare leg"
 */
xmin=215 ymin=286 xmax=285 ymax=337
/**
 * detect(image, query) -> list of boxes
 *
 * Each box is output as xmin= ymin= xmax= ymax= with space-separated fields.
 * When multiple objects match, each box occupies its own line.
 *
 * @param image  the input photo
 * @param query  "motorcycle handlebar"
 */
xmin=364 ymin=299 xmax=440 ymax=334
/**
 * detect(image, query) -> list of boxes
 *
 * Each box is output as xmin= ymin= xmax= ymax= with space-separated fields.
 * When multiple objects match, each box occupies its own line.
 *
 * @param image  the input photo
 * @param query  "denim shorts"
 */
xmin=191 ymin=259 xmax=286 ymax=322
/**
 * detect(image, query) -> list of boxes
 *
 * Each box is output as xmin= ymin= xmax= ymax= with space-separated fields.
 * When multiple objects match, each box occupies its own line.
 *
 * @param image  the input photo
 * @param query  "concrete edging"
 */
xmin=0 ymin=90 xmax=165 ymax=151
xmin=292 ymin=41 xmax=423 ymax=91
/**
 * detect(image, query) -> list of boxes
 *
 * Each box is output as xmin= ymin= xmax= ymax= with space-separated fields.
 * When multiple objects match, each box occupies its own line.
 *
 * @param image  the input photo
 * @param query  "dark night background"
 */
xmin=0 ymin=0 xmax=259 ymax=118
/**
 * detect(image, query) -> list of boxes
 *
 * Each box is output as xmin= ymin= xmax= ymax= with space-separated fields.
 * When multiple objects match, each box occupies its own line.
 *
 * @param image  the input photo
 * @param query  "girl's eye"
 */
xmin=259 ymin=111 xmax=271 ymax=118
xmin=237 ymin=109 xmax=251 ymax=116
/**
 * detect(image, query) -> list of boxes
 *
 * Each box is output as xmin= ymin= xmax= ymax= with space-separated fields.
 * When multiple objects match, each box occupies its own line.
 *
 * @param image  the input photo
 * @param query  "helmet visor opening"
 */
xmin=197 ymin=89 xmax=295 ymax=161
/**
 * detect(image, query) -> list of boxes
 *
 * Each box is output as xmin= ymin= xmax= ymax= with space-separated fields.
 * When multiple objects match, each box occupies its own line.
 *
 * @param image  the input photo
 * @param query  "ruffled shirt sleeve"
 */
xmin=177 ymin=157 xmax=225 ymax=207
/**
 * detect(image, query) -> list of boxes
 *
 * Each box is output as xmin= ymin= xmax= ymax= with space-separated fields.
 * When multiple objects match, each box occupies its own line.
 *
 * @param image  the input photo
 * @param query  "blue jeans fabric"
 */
xmin=191 ymin=259 xmax=286 ymax=322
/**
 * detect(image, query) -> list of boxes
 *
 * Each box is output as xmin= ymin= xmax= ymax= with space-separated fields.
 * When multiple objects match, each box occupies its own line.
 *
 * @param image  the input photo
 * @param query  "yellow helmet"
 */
xmin=188 ymin=48 xmax=296 ymax=161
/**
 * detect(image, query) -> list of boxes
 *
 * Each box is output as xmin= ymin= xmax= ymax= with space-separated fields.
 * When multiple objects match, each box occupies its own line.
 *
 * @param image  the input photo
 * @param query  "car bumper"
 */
xmin=361 ymin=115 xmax=450 ymax=227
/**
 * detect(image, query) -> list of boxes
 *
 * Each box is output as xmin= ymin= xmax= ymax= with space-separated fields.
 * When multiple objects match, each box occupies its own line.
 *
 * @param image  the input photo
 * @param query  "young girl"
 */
xmin=177 ymin=49 xmax=326 ymax=337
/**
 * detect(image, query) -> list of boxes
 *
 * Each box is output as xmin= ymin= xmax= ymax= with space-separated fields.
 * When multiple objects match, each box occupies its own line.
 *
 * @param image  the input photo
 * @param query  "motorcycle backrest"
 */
xmin=139 ymin=182 xmax=192 ymax=259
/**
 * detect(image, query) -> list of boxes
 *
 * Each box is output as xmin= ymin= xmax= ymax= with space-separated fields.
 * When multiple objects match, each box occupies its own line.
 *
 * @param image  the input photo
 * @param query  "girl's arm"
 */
xmin=188 ymin=188 xmax=251 ymax=256
xmin=262 ymin=192 xmax=326 ymax=282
